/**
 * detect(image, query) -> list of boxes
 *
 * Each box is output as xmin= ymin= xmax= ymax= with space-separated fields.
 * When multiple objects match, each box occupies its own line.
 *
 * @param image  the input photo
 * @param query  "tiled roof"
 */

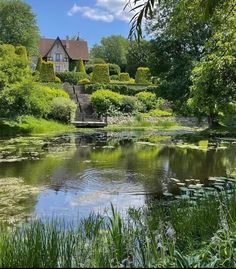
xmin=39 ymin=37 xmax=89 ymax=61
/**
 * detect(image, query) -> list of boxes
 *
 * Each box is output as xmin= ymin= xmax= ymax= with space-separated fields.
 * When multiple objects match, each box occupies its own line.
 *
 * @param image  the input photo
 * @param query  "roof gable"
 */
xmin=39 ymin=37 xmax=89 ymax=61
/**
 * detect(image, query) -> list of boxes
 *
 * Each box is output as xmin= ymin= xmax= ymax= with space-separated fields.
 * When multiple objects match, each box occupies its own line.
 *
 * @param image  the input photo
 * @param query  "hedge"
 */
xmin=119 ymin=73 xmax=130 ymax=82
xmin=76 ymin=58 xmax=86 ymax=73
xmin=91 ymin=64 xmax=110 ymax=83
xmin=56 ymin=72 xmax=89 ymax=85
xmin=85 ymin=63 xmax=120 ymax=76
xmin=135 ymin=67 xmax=151 ymax=84
xmin=85 ymin=83 xmax=158 ymax=96
xmin=40 ymin=61 xmax=56 ymax=82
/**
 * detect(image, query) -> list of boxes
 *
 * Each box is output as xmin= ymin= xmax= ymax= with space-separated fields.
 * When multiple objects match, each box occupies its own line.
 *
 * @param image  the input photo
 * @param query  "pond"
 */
xmin=0 ymin=130 xmax=236 ymax=223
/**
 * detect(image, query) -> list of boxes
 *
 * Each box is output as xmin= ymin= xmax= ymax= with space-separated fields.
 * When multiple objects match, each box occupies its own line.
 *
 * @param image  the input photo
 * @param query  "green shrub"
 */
xmin=108 ymin=64 xmax=121 ymax=75
xmin=135 ymin=67 xmax=151 ymax=84
xmin=0 ymin=44 xmax=31 ymax=89
xmin=0 ymin=82 xmax=69 ymax=119
xmin=78 ymin=78 xmax=90 ymax=84
xmin=56 ymin=72 xmax=89 ymax=85
xmin=40 ymin=61 xmax=56 ymax=82
xmin=85 ymin=64 xmax=93 ymax=74
xmin=91 ymin=89 xmax=123 ymax=116
xmin=119 ymin=73 xmax=130 ymax=82
xmin=49 ymin=97 xmax=77 ymax=123
xmin=144 ymin=109 xmax=173 ymax=117
xmin=110 ymin=75 xmax=120 ymax=81
xmin=91 ymin=64 xmax=110 ymax=83
xmin=76 ymin=58 xmax=86 ymax=73
xmin=55 ymin=76 xmax=61 ymax=83
xmin=136 ymin=91 xmax=157 ymax=112
xmin=35 ymin=57 xmax=42 ymax=72
xmin=121 ymin=96 xmax=137 ymax=113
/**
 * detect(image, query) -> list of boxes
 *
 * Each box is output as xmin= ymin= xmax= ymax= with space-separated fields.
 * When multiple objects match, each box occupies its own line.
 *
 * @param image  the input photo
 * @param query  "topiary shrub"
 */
xmin=119 ymin=73 xmax=130 ymax=82
xmin=108 ymin=64 xmax=121 ymax=76
xmin=110 ymin=75 xmax=120 ymax=81
xmin=35 ymin=57 xmax=42 ymax=72
xmin=135 ymin=67 xmax=151 ymax=84
xmin=91 ymin=64 xmax=110 ymax=83
xmin=76 ymin=58 xmax=86 ymax=73
xmin=49 ymin=97 xmax=77 ymax=123
xmin=40 ymin=61 xmax=56 ymax=82
xmin=136 ymin=91 xmax=157 ymax=112
xmin=91 ymin=89 xmax=123 ymax=116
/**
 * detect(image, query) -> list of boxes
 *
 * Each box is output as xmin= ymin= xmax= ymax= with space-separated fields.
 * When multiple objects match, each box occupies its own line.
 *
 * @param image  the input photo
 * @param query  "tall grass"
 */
xmin=0 ymin=193 xmax=236 ymax=268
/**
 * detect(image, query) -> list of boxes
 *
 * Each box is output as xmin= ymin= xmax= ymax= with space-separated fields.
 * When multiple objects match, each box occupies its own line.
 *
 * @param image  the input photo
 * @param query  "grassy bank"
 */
xmin=0 ymin=193 xmax=236 ymax=268
xmin=0 ymin=116 xmax=76 ymax=137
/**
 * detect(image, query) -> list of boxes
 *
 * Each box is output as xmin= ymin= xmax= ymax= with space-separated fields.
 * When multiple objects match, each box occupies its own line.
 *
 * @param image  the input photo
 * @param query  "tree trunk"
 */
xmin=208 ymin=113 xmax=220 ymax=128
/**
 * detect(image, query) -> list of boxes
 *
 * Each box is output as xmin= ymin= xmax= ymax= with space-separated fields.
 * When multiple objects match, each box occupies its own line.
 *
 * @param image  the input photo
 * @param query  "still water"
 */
xmin=0 ymin=131 xmax=235 ymax=223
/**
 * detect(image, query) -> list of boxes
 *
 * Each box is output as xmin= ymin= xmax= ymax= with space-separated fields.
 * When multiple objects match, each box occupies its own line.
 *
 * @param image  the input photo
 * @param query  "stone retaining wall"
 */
xmin=107 ymin=115 xmax=208 ymax=127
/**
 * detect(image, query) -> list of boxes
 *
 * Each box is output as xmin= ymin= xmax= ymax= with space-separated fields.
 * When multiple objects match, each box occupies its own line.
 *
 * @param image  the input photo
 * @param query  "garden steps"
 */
xmin=63 ymin=84 xmax=107 ymax=127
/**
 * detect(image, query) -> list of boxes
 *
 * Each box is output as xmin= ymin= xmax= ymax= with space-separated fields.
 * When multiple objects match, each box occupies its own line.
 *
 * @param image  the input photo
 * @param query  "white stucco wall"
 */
xmin=47 ymin=40 xmax=69 ymax=71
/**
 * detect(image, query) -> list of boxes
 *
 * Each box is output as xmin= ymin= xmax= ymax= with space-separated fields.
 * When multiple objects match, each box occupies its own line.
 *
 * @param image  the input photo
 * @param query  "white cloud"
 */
xmin=67 ymin=0 xmax=143 ymax=23
xmin=68 ymin=4 xmax=114 ymax=22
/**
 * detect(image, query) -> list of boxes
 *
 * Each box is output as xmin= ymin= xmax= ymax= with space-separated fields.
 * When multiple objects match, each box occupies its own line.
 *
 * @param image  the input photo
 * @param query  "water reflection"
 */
xmin=0 ymin=131 xmax=235 ymax=221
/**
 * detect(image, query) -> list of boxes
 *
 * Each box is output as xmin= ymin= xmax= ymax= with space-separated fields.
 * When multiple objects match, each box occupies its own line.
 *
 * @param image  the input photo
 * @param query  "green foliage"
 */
xmin=119 ymin=73 xmax=130 ymax=82
xmin=144 ymin=109 xmax=173 ymax=117
xmin=54 ymin=76 xmax=61 ymax=83
xmin=108 ymin=63 xmax=121 ymax=75
xmin=78 ymin=78 xmax=90 ymax=84
xmin=56 ymin=72 xmax=89 ymax=85
xmin=35 ymin=57 xmax=42 ymax=72
xmin=189 ymin=54 xmax=236 ymax=127
xmin=90 ymin=35 xmax=129 ymax=69
xmin=91 ymin=64 xmax=110 ymax=83
xmin=135 ymin=67 xmax=151 ymax=84
xmin=110 ymin=75 xmax=119 ymax=81
xmin=121 ymin=95 xmax=137 ymax=113
xmin=76 ymin=58 xmax=86 ymax=73
xmin=0 ymin=82 xmax=69 ymax=120
xmin=0 ymin=44 xmax=31 ymax=90
xmin=85 ymin=64 xmax=93 ymax=74
xmin=49 ymin=97 xmax=77 ymax=123
xmin=136 ymin=91 xmax=157 ymax=112
xmin=126 ymin=40 xmax=151 ymax=77
xmin=39 ymin=61 xmax=56 ymax=82
xmin=0 ymin=116 xmax=75 ymax=136
xmin=0 ymin=0 xmax=40 ymax=55
xmin=91 ymin=89 xmax=123 ymax=116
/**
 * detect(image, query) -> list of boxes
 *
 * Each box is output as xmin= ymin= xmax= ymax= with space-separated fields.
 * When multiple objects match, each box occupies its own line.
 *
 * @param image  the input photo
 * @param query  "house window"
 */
xmin=55 ymin=65 xmax=61 ymax=72
xmin=55 ymin=53 xmax=61 ymax=62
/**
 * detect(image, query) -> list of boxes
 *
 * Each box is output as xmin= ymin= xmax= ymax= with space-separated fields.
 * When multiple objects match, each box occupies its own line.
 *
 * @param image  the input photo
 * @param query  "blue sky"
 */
xmin=25 ymin=0 xmax=136 ymax=49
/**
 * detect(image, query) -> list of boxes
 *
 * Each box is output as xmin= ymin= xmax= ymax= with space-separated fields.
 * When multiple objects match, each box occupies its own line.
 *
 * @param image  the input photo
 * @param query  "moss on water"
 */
xmin=0 ymin=177 xmax=41 ymax=224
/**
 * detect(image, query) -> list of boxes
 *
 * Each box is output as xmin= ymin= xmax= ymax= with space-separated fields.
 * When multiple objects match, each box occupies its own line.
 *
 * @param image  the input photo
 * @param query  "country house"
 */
xmin=39 ymin=36 xmax=89 ymax=72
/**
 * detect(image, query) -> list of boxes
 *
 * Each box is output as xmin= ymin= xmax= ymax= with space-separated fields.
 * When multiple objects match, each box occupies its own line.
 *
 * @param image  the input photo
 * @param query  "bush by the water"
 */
xmin=49 ymin=97 xmax=77 ymax=123
xmin=0 ymin=82 xmax=76 ymax=122
xmin=136 ymin=91 xmax=158 ymax=112
xmin=91 ymin=89 xmax=123 ymax=116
